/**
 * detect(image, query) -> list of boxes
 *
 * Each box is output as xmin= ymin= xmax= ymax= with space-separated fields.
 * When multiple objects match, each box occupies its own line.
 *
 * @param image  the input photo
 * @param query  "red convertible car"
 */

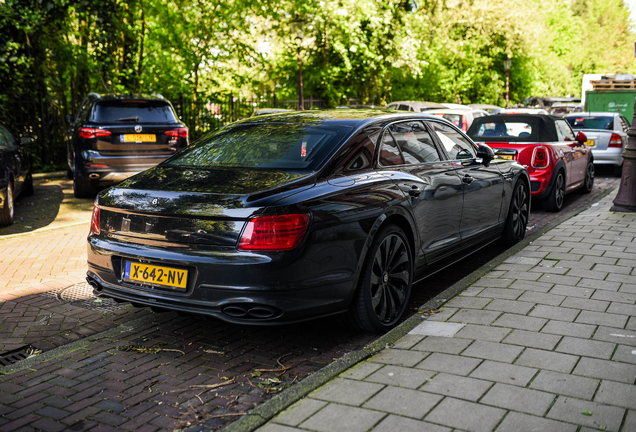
xmin=468 ymin=114 xmax=594 ymax=212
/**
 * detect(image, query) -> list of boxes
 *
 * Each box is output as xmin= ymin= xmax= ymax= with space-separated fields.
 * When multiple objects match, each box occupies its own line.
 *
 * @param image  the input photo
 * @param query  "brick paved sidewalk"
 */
xmin=261 ymin=189 xmax=636 ymax=432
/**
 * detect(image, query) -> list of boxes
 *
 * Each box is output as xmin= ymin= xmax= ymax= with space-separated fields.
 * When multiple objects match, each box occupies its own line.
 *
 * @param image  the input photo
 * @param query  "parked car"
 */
xmin=439 ymin=103 xmax=472 ymax=110
xmin=564 ymin=112 xmax=630 ymax=176
xmin=252 ymin=108 xmax=293 ymax=116
xmin=0 ymin=123 xmax=33 ymax=226
xmin=499 ymin=108 xmax=550 ymax=115
xmin=468 ymin=114 xmax=594 ymax=212
xmin=66 ymin=93 xmax=189 ymax=198
xmin=86 ymin=110 xmax=530 ymax=332
xmin=549 ymin=103 xmax=583 ymax=117
xmin=468 ymin=104 xmax=504 ymax=115
xmin=424 ymin=108 xmax=489 ymax=132
xmin=386 ymin=101 xmax=447 ymax=112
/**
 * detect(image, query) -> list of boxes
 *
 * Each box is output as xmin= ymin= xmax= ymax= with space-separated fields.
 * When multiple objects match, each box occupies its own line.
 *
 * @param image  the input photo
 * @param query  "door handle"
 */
xmin=462 ymin=175 xmax=474 ymax=184
xmin=408 ymin=185 xmax=422 ymax=197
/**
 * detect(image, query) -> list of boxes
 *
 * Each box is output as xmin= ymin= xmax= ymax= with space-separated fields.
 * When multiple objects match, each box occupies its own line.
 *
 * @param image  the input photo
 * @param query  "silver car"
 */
xmin=564 ymin=112 xmax=630 ymax=177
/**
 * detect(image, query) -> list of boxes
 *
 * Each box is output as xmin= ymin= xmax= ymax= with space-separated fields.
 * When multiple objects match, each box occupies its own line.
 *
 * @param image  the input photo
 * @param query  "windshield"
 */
xmin=165 ymin=122 xmax=347 ymax=170
xmin=566 ymin=116 xmax=614 ymax=130
xmin=92 ymin=101 xmax=178 ymax=123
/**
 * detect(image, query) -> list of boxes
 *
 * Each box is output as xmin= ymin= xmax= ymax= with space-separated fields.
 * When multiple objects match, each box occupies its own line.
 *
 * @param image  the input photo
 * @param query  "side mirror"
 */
xmin=476 ymin=143 xmax=495 ymax=167
xmin=20 ymin=137 xmax=33 ymax=146
xmin=65 ymin=114 xmax=73 ymax=124
xmin=576 ymin=131 xmax=587 ymax=144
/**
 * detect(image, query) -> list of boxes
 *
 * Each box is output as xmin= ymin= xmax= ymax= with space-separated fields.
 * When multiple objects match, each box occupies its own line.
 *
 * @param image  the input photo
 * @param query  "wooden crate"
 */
xmin=590 ymin=79 xmax=636 ymax=90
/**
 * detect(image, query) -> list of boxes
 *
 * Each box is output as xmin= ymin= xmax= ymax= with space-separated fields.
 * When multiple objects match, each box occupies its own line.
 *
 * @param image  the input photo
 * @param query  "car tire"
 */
xmin=346 ymin=224 xmax=413 ymax=333
xmin=613 ymin=163 xmax=623 ymax=178
xmin=503 ymin=181 xmax=529 ymax=245
xmin=22 ymin=173 xmax=34 ymax=197
xmin=543 ymin=171 xmax=565 ymax=212
xmin=73 ymin=171 xmax=95 ymax=198
xmin=578 ymin=161 xmax=594 ymax=194
xmin=0 ymin=182 xmax=14 ymax=226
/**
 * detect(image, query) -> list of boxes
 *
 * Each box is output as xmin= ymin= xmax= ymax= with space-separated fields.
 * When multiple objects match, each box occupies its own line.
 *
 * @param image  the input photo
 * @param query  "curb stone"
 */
xmin=222 ymin=182 xmax=619 ymax=432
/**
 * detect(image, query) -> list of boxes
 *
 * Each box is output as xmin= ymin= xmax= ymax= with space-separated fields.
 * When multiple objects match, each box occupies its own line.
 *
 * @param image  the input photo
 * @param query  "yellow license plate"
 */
xmin=123 ymin=261 xmax=188 ymax=289
xmin=498 ymin=154 xmax=513 ymax=160
xmin=585 ymin=140 xmax=595 ymax=147
xmin=121 ymin=134 xmax=156 ymax=142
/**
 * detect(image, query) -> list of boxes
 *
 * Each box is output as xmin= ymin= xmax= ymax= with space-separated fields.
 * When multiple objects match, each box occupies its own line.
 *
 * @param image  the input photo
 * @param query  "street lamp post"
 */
xmin=291 ymin=19 xmax=305 ymax=111
xmin=503 ymin=57 xmax=512 ymax=108
xmin=611 ymin=95 xmax=636 ymax=212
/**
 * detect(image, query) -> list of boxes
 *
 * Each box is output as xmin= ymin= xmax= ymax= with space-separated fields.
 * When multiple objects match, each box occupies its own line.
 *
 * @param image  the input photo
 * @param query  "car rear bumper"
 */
xmin=590 ymin=148 xmax=623 ymax=166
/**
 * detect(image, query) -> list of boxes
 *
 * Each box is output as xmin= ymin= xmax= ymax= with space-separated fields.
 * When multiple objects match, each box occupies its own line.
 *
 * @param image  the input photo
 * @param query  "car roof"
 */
xmin=92 ymin=93 xmax=168 ymax=103
xmin=468 ymin=104 xmax=503 ymax=110
xmin=564 ymin=112 xmax=620 ymax=117
xmin=425 ymin=108 xmax=487 ymax=115
xmin=387 ymin=101 xmax=448 ymax=109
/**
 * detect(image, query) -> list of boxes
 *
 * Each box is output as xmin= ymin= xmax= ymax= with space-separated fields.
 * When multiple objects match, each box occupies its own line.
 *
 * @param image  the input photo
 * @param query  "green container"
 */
xmin=585 ymin=90 xmax=636 ymax=124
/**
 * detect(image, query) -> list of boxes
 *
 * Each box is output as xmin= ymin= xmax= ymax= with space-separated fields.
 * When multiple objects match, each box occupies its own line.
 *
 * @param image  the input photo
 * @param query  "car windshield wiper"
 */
xmin=115 ymin=117 xmax=139 ymax=122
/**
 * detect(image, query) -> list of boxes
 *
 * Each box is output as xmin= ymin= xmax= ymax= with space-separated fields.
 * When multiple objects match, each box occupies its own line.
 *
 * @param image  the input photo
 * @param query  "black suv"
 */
xmin=66 ymin=93 xmax=189 ymax=198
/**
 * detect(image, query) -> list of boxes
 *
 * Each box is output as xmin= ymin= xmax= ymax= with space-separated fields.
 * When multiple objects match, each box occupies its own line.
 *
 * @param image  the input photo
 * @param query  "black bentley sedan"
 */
xmin=87 ymin=110 xmax=531 ymax=332
xmin=0 ymin=123 xmax=33 ymax=226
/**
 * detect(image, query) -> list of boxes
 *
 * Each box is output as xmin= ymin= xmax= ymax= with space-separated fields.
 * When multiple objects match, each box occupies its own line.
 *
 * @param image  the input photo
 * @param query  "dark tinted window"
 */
xmin=390 ymin=121 xmax=441 ymax=164
xmin=565 ymin=116 xmax=614 ymax=130
xmin=430 ymin=121 xmax=476 ymax=160
xmin=379 ymin=130 xmax=405 ymax=166
xmin=0 ymin=126 xmax=10 ymax=149
xmin=92 ymin=101 xmax=177 ymax=123
xmin=397 ymin=104 xmax=411 ymax=112
xmin=165 ymin=122 xmax=346 ymax=170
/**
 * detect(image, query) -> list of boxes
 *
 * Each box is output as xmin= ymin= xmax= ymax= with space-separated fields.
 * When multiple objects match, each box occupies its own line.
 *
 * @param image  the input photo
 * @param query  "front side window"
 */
xmin=165 ymin=122 xmax=347 ymax=170
xmin=429 ymin=121 xmax=476 ymax=160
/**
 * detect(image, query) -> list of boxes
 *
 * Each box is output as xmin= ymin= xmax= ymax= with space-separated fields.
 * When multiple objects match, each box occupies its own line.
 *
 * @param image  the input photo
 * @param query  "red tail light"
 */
xmin=609 ymin=134 xmax=622 ymax=148
xmin=79 ymin=128 xmax=111 ymax=139
xmin=238 ymin=214 xmax=309 ymax=251
xmin=85 ymin=163 xmax=108 ymax=168
xmin=461 ymin=115 xmax=468 ymax=132
xmin=89 ymin=198 xmax=100 ymax=236
xmin=165 ymin=128 xmax=189 ymax=138
xmin=531 ymin=146 xmax=550 ymax=169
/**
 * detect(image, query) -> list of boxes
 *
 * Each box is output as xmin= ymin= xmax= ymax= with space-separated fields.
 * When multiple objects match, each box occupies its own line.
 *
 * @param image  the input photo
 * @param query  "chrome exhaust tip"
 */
xmin=88 ymin=173 xmax=100 ymax=180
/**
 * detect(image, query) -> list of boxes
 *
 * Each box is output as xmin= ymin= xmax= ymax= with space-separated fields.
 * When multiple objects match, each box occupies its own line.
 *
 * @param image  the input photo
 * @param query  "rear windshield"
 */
xmin=164 ymin=122 xmax=347 ymax=170
xmin=566 ymin=116 xmax=614 ymax=130
xmin=92 ymin=101 xmax=177 ymax=123
xmin=471 ymin=121 xmax=533 ymax=138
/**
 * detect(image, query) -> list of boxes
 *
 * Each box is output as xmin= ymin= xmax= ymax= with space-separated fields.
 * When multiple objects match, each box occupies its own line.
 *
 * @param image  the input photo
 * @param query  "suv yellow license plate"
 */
xmin=121 ymin=134 xmax=156 ymax=142
xmin=585 ymin=139 xmax=595 ymax=147
xmin=123 ymin=261 xmax=188 ymax=290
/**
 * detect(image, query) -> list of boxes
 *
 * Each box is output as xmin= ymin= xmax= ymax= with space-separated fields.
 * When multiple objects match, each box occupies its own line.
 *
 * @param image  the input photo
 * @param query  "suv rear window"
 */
xmin=92 ymin=101 xmax=177 ymax=123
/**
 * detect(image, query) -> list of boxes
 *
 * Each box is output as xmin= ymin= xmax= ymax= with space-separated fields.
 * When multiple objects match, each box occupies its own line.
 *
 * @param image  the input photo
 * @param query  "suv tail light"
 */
xmin=238 ymin=214 xmax=309 ymax=251
xmin=165 ymin=128 xmax=189 ymax=138
xmin=609 ymin=134 xmax=622 ymax=148
xmin=531 ymin=146 xmax=550 ymax=169
xmin=79 ymin=128 xmax=111 ymax=139
xmin=89 ymin=198 xmax=100 ymax=236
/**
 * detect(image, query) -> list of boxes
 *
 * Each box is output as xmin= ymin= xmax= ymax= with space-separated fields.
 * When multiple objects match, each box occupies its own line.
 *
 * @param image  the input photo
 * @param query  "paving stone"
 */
xmin=508 ymin=280 xmax=553 ymax=293
xmin=258 ymin=424 xmax=303 ymax=432
xmin=504 ymin=256 xmax=541 ymax=265
xmin=612 ymin=344 xmax=636 ymax=364
xmin=607 ymin=302 xmax=636 ymax=317
xmin=391 ymin=334 xmax=424 ymax=350
xmin=363 ymin=386 xmax=442 ymax=419
xmin=273 ymin=399 xmax=327 ymax=427
xmin=447 ymin=309 xmax=501 ymax=326
xmin=477 ymin=288 xmax=524 ymax=300
xmin=529 ymin=370 xmax=599 ymax=400
xmin=409 ymin=321 xmax=465 ymax=337
xmin=371 ymin=414 xmax=451 ymax=432
xmin=472 ymin=278 xmax=515 ymax=288
xmin=547 ymin=396 xmax=625 ymax=432
xmin=459 ymin=286 xmax=485 ymax=297
xmin=593 ymin=380 xmax=636 ymax=410
xmin=484 ymin=299 xmax=534 ymax=315
xmin=445 ymin=296 xmax=492 ymax=309
xmin=549 ymin=284 xmax=594 ymax=298
xmin=560 ymin=296 xmax=609 ymax=312
xmin=515 ymin=348 xmax=579 ymax=373
xmin=495 ymin=412 xmax=577 ymax=432
xmin=480 ymin=383 xmax=555 ymax=416
xmin=623 ymin=409 xmax=636 ymax=432
xmin=469 ymin=360 xmax=537 ymax=387
xmin=519 ymin=291 xmax=566 ymax=307
xmin=492 ymin=313 xmax=547 ymax=331
xmin=579 ymin=278 xmax=621 ymax=291
xmin=369 ymin=349 xmax=428 ymax=367
xmin=502 ymin=329 xmax=561 ymax=350
xmin=419 ymin=373 xmax=492 ymax=401
xmin=461 ymin=340 xmax=523 ymax=363
xmin=529 ymin=305 xmax=579 ymax=322
xmin=576 ymin=310 xmax=628 ymax=328
xmin=411 ymin=336 xmax=472 ymax=355
xmin=555 ymin=336 xmax=615 ymax=360
xmin=565 ymin=268 xmax=609 ymax=280
xmin=425 ymin=307 xmax=459 ymax=322
xmin=454 ymin=324 xmax=511 ymax=342
xmin=541 ymin=320 xmax=596 ymax=338
xmin=299 ymin=403 xmax=384 ymax=432
xmin=424 ymin=397 xmax=506 ymax=432
xmin=592 ymin=290 xmax=636 ymax=304
xmin=573 ymin=358 xmax=636 ymax=384
xmin=341 ymin=361 xmax=383 ymax=381
xmin=607 ymin=273 xmax=636 ymax=285
xmin=311 ymin=378 xmax=383 ymax=406
xmin=415 ymin=353 xmax=481 ymax=376
xmin=364 ymin=365 xmax=435 ymax=389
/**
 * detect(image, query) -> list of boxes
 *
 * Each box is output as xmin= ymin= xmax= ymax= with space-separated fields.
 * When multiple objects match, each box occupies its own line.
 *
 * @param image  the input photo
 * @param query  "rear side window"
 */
xmin=429 ymin=121 xmax=476 ymax=160
xmin=389 ymin=121 xmax=441 ymax=164
xmin=92 ymin=101 xmax=177 ymax=123
xmin=397 ymin=104 xmax=411 ymax=112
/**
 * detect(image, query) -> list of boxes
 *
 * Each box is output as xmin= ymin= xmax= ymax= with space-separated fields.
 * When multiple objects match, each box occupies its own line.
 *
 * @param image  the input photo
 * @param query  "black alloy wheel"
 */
xmin=349 ymin=224 xmax=413 ymax=333
xmin=504 ymin=181 xmax=529 ymax=245
xmin=0 ymin=182 xmax=14 ymax=226
xmin=578 ymin=162 xmax=594 ymax=194
xmin=543 ymin=171 xmax=565 ymax=212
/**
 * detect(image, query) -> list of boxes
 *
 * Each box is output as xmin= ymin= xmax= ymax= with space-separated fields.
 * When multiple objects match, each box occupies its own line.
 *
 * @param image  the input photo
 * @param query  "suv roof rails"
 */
xmin=151 ymin=93 xmax=165 ymax=99
xmin=88 ymin=92 xmax=101 ymax=98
